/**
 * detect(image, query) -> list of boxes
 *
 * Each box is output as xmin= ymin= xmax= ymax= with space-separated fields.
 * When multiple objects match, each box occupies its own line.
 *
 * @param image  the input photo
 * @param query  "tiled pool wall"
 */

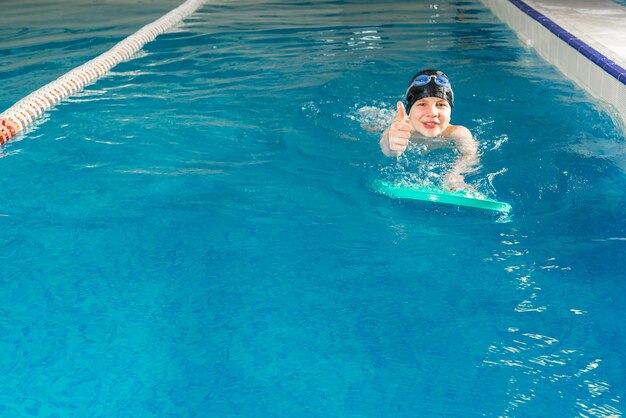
xmin=481 ymin=0 xmax=626 ymax=129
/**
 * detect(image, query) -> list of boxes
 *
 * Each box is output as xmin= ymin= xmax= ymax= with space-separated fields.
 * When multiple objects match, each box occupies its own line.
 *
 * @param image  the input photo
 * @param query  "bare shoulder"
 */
xmin=446 ymin=124 xmax=477 ymax=154
xmin=447 ymin=124 xmax=473 ymax=141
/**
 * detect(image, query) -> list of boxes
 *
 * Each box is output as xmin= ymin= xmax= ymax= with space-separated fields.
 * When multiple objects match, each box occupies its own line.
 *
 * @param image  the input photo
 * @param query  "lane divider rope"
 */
xmin=0 ymin=0 xmax=206 ymax=146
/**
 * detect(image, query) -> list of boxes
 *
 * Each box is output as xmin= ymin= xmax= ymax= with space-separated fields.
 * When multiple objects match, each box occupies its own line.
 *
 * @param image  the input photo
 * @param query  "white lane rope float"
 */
xmin=0 ymin=0 xmax=206 ymax=145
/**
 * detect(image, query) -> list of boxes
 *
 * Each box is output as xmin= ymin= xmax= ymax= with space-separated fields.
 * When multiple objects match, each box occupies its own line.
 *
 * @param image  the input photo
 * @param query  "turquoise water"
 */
xmin=1 ymin=0 xmax=625 ymax=416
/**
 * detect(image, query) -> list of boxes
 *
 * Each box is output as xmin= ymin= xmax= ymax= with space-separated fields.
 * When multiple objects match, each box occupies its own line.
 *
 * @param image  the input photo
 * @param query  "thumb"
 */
xmin=395 ymin=101 xmax=406 ymax=122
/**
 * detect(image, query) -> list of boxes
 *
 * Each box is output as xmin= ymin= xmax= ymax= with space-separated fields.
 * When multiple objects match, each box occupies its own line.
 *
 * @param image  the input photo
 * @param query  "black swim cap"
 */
xmin=405 ymin=69 xmax=454 ymax=112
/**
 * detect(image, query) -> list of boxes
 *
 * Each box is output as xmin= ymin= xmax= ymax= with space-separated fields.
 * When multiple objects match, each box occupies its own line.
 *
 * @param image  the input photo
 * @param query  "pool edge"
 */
xmin=480 ymin=0 xmax=626 ymax=130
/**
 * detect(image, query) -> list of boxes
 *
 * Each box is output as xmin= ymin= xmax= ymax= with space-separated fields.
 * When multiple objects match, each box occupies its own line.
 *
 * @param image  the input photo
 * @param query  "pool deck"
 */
xmin=525 ymin=0 xmax=626 ymax=68
xmin=481 ymin=0 xmax=626 ymax=129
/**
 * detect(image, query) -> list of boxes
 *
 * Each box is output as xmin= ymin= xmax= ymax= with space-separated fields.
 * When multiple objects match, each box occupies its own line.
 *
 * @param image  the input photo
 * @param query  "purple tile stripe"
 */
xmin=508 ymin=0 xmax=626 ymax=84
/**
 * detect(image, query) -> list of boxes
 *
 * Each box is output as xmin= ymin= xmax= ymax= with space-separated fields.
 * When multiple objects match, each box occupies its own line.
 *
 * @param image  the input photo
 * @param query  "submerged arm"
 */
xmin=443 ymin=126 xmax=480 ymax=191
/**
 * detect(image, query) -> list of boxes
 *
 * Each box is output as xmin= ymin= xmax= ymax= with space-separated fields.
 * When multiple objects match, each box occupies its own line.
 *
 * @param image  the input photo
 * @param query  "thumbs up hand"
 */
xmin=380 ymin=101 xmax=411 ymax=156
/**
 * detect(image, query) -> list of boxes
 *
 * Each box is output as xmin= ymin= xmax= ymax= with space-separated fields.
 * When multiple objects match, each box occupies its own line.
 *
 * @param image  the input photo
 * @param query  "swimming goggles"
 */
xmin=410 ymin=74 xmax=451 ymax=88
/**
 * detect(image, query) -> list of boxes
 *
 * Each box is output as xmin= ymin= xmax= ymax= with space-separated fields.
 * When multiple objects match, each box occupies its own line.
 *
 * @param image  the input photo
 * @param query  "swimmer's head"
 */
xmin=405 ymin=69 xmax=454 ymax=112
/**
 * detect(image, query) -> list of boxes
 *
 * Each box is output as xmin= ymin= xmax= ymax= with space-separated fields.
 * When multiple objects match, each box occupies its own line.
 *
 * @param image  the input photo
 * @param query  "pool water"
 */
xmin=1 ymin=0 xmax=625 ymax=416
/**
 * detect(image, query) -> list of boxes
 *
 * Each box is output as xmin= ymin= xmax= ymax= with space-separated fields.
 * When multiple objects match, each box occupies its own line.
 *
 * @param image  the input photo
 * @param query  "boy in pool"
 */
xmin=379 ymin=69 xmax=479 ymax=191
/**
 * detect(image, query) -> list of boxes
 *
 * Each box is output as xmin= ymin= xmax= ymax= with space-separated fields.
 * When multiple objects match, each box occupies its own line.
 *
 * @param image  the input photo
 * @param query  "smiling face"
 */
xmin=407 ymin=97 xmax=452 ymax=137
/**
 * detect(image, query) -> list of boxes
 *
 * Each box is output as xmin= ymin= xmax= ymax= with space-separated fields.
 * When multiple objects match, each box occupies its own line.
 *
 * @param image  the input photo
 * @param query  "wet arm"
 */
xmin=380 ymin=129 xmax=400 ymax=157
xmin=380 ymin=101 xmax=411 ymax=157
xmin=444 ymin=127 xmax=480 ymax=190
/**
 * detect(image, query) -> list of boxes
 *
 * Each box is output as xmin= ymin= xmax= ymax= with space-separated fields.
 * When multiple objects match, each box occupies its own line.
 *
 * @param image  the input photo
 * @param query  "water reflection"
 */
xmin=482 ymin=232 xmax=622 ymax=416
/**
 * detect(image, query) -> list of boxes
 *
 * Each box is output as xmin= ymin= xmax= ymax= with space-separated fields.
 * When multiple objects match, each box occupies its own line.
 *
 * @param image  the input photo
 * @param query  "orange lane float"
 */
xmin=0 ymin=0 xmax=206 ymax=145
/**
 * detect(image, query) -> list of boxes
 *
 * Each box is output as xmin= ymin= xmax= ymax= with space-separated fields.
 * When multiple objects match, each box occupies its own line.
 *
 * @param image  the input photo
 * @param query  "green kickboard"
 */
xmin=373 ymin=180 xmax=512 ymax=213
